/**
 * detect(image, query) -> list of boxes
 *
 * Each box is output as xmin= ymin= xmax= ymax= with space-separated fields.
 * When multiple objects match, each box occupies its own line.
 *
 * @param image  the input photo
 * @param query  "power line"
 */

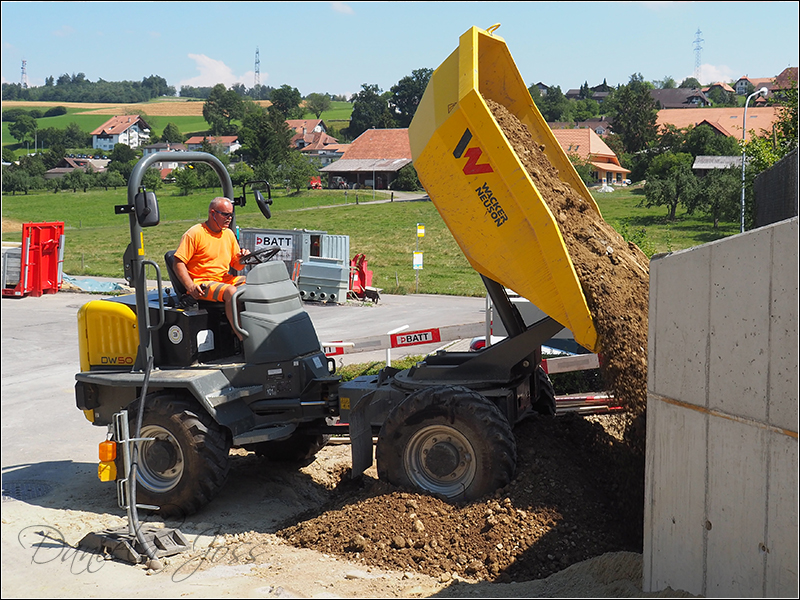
xmin=254 ymin=47 xmax=260 ymax=88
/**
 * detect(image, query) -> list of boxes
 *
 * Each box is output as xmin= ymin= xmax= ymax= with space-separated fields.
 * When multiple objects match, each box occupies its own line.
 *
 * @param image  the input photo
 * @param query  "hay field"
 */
xmin=2 ymin=99 xmax=271 ymax=117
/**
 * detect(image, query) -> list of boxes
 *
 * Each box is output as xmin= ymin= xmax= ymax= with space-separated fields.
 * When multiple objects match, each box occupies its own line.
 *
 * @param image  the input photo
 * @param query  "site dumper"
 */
xmin=341 ymin=24 xmax=602 ymax=500
xmin=74 ymin=24 xmax=605 ymax=529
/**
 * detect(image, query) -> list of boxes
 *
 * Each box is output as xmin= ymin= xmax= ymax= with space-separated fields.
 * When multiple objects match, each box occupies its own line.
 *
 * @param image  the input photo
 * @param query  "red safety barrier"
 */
xmin=2 ymin=222 xmax=65 ymax=298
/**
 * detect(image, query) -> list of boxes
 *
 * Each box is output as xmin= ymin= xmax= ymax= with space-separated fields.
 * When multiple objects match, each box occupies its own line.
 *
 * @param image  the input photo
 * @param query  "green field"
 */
xmin=2 ymin=184 xmax=741 ymax=296
xmin=2 ymin=100 xmax=354 ymax=150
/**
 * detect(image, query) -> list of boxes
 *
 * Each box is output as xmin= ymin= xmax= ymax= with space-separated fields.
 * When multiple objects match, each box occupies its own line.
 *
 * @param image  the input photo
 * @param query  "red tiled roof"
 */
xmin=286 ymin=119 xmax=325 ymax=134
xmin=91 ymin=115 xmax=150 ymax=136
xmin=294 ymin=130 xmax=339 ymax=151
xmin=185 ymin=135 xmax=239 ymax=145
xmin=703 ymin=82 xmax=736 ymax=94
xmin=341 ymin=129 xmax=411 ymax=160
xmin=550 ymin=129 xmax=620 ymax=165
xmin=656 ymin=107 xmax=779 ymax=138
xmin=774 ymin=67 xmax=798 ymax=90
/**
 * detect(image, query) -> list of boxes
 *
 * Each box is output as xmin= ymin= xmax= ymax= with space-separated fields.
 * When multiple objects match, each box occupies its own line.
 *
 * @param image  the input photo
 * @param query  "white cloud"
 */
xmin=52 ymin=25 xmax=75 ymax=38
xmin=331 ymin=2 xmax=353 ymax=15
xmin=178 ymin=54 xmax=253 ymax=89
xmin=692 ymin=63 xmax=738 ymax=86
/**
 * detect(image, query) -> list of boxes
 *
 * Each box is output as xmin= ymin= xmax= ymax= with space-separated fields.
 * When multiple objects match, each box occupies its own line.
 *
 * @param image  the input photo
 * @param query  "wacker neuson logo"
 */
xmin=453 ymin=129 xmax=508 ymax=227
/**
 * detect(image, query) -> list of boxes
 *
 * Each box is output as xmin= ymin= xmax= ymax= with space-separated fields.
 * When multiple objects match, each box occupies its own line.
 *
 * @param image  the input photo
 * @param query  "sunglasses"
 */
xmin=213 ymin=209 xmax=233 ymax=218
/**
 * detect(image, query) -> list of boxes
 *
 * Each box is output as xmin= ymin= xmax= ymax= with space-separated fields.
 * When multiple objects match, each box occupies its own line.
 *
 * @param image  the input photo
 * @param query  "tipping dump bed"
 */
xmin=408 ymin=24 xmax=600 ymax=353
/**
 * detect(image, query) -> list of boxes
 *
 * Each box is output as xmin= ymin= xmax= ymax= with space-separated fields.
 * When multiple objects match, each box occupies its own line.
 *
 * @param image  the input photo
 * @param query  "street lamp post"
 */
xmin=740 ymin=87 xmax=769 ymax=233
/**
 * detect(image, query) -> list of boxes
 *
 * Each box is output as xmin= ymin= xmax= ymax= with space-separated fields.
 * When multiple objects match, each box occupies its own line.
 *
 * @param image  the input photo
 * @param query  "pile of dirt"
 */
xmin=274 ymin=101 xmax=651 ymax=584
xmin=279 ymin=413 xmax=641 ymax=583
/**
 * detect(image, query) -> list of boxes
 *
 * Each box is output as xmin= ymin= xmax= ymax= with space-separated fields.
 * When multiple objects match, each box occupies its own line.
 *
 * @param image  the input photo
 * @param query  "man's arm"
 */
xmin=173 ymin=258 xmax=205 ymax=299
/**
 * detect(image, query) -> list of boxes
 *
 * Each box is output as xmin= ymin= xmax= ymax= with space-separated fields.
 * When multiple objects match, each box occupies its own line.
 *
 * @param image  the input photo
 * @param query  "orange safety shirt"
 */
xmin=174 ymin=223 xmax=245 ymax=283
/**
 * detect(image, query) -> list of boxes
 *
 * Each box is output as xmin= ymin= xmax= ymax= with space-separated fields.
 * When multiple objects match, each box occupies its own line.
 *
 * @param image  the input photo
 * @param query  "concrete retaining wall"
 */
xmin=643 ymin=217 xmax=798 ymax=597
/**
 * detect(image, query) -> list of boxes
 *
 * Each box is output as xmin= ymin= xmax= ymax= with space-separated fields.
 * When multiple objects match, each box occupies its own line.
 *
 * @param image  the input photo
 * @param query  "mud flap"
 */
xmin=349 ymin=390 xmax=376 ymax=478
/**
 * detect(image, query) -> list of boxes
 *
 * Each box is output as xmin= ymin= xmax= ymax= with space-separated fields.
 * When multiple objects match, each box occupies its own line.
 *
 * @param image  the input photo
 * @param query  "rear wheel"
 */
xmin=125 ymin=394 xmax=231 ymax=518
xmin=376 ymin=386 xmax=516 ymax=501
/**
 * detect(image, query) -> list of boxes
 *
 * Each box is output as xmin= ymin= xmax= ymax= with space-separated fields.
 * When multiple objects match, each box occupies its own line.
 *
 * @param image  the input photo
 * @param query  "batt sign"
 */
xmin=390 ymin=328 xmax=441 ymax=348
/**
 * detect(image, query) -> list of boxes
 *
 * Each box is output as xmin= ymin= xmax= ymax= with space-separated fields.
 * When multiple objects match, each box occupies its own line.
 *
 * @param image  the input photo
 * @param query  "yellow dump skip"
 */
xmin=409 ymin=25 xmax=599 ymax=352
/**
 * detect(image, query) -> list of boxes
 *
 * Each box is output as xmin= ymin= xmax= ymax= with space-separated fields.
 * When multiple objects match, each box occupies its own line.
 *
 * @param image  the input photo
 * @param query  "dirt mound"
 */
xmin=277 ymin=413 xmax=641 ymax=583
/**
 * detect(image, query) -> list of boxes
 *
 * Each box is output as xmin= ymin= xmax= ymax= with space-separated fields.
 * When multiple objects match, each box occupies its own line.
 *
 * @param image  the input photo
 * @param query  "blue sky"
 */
xmin=2 ymin=2 xmax=798 ymax=98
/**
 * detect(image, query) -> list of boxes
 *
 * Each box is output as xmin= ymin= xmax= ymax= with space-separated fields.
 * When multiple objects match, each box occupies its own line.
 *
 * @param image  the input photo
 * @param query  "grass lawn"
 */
xmin=2 ymin=183 xmax=741 ymax=297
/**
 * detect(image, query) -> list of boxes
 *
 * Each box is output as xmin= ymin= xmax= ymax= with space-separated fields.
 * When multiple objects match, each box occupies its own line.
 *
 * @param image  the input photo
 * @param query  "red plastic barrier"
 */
xmin=2 ymin=222 xmax=65 ymax=298
xmin=349 ymin=253 xmax=373 ymax=295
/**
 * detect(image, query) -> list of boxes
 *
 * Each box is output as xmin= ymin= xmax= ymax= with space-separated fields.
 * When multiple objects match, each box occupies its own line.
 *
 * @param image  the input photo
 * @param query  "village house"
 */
xmin=286 ymin=119 xmax=346 ymax=167
xmin=650 ymin=88 xmax=711 ymax=109
xmin=91 ymin=115 xmax=151 ymax=152
xmin=141 ymin=142 xmax=188 ymax=179
xmin=44 ymin=156 xmax=109 ymax=179
xmin=319 ymin=128 xmax=411 ymax=190
xmin=550 ymin=128 xmax=630 ymax=185
xmin=184 ymin=135 xmax=241 ymax=155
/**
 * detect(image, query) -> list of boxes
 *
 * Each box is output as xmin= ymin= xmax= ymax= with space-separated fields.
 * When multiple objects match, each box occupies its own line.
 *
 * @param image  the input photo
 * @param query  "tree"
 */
xmin=684 ymin=124 xmax=740 ymax=157
xmin=686 ymin=167 xmax=740 ymax=229
xmin=203 ymin=83 xmax=244 ymax=135
xmin=706 ymin=87 xmax=737 ymax=107
xmin=277 ymin=151 xmax=320 ymax=192
xmin=391 ymin=163 xmax=422 ymax=191
xmin=63 ymin=168 xmax=91 ymax=192
xmin=109 ymin=143 xmax=137 ymax=163
xmin=346 ymin=84 xmax=395 ymax=139
xmin=389 ymin=68 xmax=433 ymax=128
xmin=161 ymin=122 xmax=185 ymax=143
xmin=174 ymin=165 xmax=200 ymax=196
xmin=538 ymin=85 xmax=572 ymax=122
xmin=305 ymin=93 xmax=332 ymax=118
xmin=572 ymin=98 xmax=600 ymax=122
xmin=269 ymin=84 xmax=303 ymax=119
xmin=9 ymin=114 xmax=37 ymax=145
xmin=653 ymin=76 xmax=677 ymax=89
xmin=679 ymin=77 xmax=702 ymax=89
xmin=643 ymin=152 xmax=698 ymax=220
xmin=238 ymin=104 xmax=293 ymax=167
xmin=608 ymin=74 xmax=658 ymax=153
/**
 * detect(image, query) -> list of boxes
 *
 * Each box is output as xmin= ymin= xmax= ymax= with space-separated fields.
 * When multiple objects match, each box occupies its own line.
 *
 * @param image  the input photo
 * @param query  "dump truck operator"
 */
xmin=173 ymin=196 xmax=250 ymax=341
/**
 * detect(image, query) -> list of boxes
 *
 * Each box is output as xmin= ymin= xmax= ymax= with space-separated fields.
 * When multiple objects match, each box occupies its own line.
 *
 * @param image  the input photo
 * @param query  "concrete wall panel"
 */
xmin=649 ymin=245 xmax=711 ymax=407
xmin=644 ymin=397 xmax=706 ymax=593
xmin=708 ymin=233 xmax=771 ymax=421
xmin=768 ymin=218 xmax=799 ymax=431
xmin=766 ymin=432 xmax=799 ymax=598
xmin=706 ymin=417 xmax=768 ymax=597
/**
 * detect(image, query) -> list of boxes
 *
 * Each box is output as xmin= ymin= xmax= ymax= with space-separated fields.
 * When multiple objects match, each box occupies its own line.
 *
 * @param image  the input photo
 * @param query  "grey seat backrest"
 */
xmin=239 ymin=261 xmax=321 ymax=363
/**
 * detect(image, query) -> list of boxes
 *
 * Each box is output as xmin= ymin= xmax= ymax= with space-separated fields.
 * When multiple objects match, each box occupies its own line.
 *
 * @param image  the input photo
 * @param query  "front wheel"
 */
xmin=124 ymin=394 xmax=231 ymax=518
xmin=376 ymin=386 xmax=516 ymax=501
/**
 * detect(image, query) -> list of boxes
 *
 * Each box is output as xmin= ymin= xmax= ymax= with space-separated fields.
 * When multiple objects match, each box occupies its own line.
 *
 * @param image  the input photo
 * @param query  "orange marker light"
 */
xmin=99 ymin=440 xmax=117 ymax=462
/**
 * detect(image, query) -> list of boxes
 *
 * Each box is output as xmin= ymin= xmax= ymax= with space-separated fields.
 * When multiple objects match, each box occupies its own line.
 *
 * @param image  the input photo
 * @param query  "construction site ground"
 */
xmin=1 ymin=287 xmax=698 ymax=598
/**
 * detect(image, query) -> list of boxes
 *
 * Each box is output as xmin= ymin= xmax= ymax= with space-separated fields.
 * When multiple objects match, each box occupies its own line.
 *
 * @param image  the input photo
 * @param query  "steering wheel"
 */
xmin=240 ymin=246 xmax=281 ymax=266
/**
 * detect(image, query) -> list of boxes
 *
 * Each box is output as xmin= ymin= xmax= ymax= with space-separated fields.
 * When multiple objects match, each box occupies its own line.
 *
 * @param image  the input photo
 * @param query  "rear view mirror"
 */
xmin=134 ymin=189 xmax=160 ymax=227
xmin=255 ymin=189 xmax=272 ymax=220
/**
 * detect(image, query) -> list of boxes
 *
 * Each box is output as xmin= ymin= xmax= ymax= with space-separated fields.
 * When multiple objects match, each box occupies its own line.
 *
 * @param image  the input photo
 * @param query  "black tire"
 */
xmin=125 ymin=394 xmax=231 ymax=518
xmin=532 ymin=365 xmax=556 ymax=416
xmin=376 ymin=386 xmax=516 ymax=501
xmin=252 ymin=432 xmax=331 ymax=466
